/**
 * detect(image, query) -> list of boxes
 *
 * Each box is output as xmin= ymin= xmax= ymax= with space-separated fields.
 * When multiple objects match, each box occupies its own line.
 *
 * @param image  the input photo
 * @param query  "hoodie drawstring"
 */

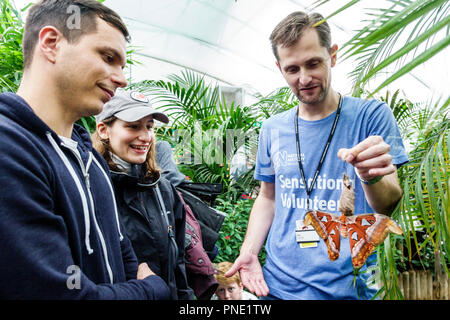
xmin=92 ymin=156 xmax=124 ymax=241
xmin=47 ymin=133 xmax=117 ymax=284
xmin=46 ymin=132 xmax=93 ymax=254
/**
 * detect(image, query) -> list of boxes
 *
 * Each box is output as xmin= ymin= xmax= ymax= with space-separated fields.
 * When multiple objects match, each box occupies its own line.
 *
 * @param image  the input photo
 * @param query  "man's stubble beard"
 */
xmin=295 ymin=84 xmax=328 ymax=106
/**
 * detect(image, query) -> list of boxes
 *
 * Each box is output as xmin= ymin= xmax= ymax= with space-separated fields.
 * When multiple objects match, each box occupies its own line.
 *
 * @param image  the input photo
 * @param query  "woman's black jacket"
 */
xmin=110 ymin=167 xmax=194 ymax=300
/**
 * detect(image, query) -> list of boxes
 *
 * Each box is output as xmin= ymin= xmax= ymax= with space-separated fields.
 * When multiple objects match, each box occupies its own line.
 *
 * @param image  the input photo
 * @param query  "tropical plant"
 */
xmin=375 ymin=92 xmax=449 ymax=299
xmin=130 ymin=70 xmax=262 ymax=196
xmin=214 ymin=196 xmax=267 ymax=265
xmin=317 ymin=0 xmax=450 ymax=97
xmin=251 ymin=86 xmax=298 ymax=120
xmin=0 ymin=0 xmax=26 ymax=93
xmin=395 ymin=97 xmax=449 ymax=264
xmin=228 ymin=86 xmax=299 ymax=197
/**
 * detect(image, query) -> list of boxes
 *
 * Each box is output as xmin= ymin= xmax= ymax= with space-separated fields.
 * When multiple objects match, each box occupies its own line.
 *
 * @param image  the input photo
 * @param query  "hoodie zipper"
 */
xmin=58 ymin=138 xmax=114 ymax=284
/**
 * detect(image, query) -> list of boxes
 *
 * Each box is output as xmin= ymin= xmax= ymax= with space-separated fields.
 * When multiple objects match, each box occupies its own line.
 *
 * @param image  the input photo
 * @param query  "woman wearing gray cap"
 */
xmin=92 ymin=89 xmax=194 ymax=300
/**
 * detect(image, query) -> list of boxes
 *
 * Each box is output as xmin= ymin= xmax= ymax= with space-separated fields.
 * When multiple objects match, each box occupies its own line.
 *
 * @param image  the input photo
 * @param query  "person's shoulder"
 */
xmin=261 ymin=108 xmax=295 ymax=129
xmin=0 ymin=96 xmax=47 ymax=154
xmin=344 ymin=96 xmax=388 ymax=113
xmin=342 ymin=96 xmax=392 ymax=122
xmin=157 ymin=175 xmax=178 ymax=195
xmin=0 ymin=93 xmax=41 ymax=134
xmin=156 ymin=140 xmax=172 ymax=153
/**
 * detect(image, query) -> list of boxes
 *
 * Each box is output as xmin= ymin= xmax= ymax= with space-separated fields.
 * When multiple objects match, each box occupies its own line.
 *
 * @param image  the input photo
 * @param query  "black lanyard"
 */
xmin=295 ymin=93 xmax=342 ymax=209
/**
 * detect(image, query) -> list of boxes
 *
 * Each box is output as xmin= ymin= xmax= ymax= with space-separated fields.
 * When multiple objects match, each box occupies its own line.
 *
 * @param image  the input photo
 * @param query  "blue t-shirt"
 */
xmin=254 ymin=96 xmax=408 ymax=300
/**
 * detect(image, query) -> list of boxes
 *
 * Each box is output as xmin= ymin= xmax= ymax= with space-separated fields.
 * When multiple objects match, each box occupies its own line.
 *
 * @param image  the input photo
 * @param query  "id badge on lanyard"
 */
xmin=294 ymin=94 xmax=342 ymax=249
xmin=295 ymin=219 xmax=320 ymax=248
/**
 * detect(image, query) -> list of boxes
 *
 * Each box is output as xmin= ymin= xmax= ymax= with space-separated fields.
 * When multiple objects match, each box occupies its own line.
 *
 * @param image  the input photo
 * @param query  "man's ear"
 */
xmin=330 ymin=44 xmax=338 ymax=67
xmin=96 ymin=122 xmax=109 ymax=140
xmin=38 ymin=26 xmax=63 ymax=64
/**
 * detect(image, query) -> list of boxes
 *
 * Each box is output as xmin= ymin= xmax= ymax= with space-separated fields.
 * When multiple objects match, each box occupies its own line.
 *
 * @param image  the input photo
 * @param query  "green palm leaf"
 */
xmin=322 ymin=0 xmax=450 ymax=96
xmin=360 ymin=14 xmax=450 ymax=85
xmin=369 ymin=34 xmax=450 ymax=96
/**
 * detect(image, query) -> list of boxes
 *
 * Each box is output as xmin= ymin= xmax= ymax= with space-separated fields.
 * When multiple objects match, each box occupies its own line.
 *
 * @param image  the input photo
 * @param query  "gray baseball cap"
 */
xmin=95 ymin=90 xmax=169 ymax=124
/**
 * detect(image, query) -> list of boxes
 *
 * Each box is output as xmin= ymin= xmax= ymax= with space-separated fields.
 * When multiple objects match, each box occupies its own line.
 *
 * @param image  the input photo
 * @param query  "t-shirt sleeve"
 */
xmin=254 ymin=122 xmax=276 ymax=182
xmin=366 ymin=101 xmax=409 ymax=168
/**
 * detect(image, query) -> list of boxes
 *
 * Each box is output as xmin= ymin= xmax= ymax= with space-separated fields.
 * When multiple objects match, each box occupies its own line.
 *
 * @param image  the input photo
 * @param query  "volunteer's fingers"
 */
xmin=366 ymin=164 xmax=396 ymax=177
xmin=257 ymin=278 xmax=270 ymax=296
xmin=240 ymin=271 xmax=256 ymax=294
xmin=353 ymin=142 xmax=390 ymax=162
xmin=224 ymin=260 xmax=240 ymax=278
xmin=247 ymin=276 xmax=269 ymax=297
xmin=354 ymin=153 xmax=392 ymax=170
xmin=340 ymin=136 xmax=384 ymax=163
xmin=337 ymin=148 xmax=351 ymax=161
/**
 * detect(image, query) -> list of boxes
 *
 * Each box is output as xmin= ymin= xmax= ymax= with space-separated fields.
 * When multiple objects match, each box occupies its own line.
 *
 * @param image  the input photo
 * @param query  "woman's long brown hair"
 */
xmin=91 ymin=116 xmax=160 ymax=181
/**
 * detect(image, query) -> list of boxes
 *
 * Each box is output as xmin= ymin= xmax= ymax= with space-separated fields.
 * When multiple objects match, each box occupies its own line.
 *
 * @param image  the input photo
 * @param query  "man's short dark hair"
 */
xmin=270 ymin=11 xmax=331 ymax=61
xmin=22 ymin=0 xmax=130 ymax=69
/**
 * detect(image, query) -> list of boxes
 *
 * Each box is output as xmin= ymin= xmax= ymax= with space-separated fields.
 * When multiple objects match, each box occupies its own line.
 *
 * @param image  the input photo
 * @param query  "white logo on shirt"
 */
xmin=273 ymin=151 xmax=304 ymax=170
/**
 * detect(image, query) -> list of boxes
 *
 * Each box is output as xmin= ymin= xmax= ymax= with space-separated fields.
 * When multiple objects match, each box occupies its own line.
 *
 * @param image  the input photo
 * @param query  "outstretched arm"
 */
xmin=225 ymin=181 xmax=275 ymax=297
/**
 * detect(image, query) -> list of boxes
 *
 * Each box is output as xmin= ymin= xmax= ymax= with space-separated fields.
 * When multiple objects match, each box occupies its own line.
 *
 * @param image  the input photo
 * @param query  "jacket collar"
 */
xmin=110 ymin=166 xmax=162 ymax=208
xmin=110 ymin=165 xmax=161 ymax=189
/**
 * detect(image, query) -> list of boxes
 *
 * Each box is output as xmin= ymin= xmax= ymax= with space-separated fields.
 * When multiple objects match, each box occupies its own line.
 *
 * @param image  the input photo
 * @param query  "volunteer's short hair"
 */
xmin=22 ymin=0 xmax=130 ymax=69
xmin=270 ymin=11 xmax=331 ymax=61
xmin=214 ymin=261 xmax=241 ymax=286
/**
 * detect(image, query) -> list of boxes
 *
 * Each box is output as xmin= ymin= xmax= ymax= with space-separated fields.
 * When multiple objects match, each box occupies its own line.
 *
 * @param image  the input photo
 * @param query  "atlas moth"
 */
xmin=304 ymin=173 xmax=403 ymax=269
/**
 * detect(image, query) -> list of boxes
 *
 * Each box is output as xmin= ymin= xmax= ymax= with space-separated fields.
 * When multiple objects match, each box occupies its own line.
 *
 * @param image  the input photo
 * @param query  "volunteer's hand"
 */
xmin=338 ymin=135 xmax=395 ymax=181
xmin=137 ymin=262 xmax=155 ymax=279
xmin=225 ymin=252 xmax=269 ymax=297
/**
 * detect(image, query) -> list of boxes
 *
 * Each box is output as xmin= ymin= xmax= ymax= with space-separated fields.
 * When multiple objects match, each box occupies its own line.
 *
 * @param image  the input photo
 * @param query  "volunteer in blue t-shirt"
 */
xmin=226 ymin=11 xmax=408 ymax=300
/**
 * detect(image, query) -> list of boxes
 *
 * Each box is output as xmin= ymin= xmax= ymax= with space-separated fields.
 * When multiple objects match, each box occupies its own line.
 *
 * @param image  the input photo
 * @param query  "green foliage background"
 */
xmin=0 ymin=0 xmax=25 ymax=92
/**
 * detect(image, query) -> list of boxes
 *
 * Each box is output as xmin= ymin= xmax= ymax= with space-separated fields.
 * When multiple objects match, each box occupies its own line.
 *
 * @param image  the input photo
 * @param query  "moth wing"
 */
xmin=346 ymin=214 xmax=403 ymax=268
xmin=305 ymin=210 xmax=341 ymax=261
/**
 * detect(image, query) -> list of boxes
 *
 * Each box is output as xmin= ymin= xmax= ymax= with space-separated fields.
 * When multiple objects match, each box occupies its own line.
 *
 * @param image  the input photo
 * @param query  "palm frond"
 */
xmin=369 ymin=34 xmax=450 ymax=96
xmin=310 ymin=0 xmax=360 ymax=27
xmin=338 ymin=0 xmax=450 ymax=96
xmin=251 ymin=87 xmax=297 ymax=119
xmin=395 ymin=97 xmax=450 ymax=266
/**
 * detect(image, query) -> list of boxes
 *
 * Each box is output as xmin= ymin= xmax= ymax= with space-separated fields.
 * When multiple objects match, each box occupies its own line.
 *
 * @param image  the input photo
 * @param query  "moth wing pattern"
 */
xmin=304 ymin=210 xmax=342 ymax=261
xmin=346 ymin=214 xmax=403 ymax=268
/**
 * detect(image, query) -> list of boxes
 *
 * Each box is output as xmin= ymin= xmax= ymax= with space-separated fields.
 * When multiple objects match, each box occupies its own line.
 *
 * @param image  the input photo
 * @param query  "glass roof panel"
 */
xmin=13 ymin=0 xmax=449 ymax=102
